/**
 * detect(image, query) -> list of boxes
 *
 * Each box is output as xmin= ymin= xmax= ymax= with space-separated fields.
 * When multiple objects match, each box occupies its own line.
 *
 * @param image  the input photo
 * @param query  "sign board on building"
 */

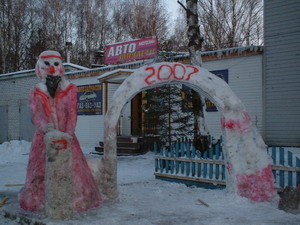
xmin=181 ymin=84 xmax=194 ymax=112
xmin=104 ymin=36 xmax=158 ymax=64
xmin=205 ymin=70 xmax=228 ymax=112
xmin=77 ymin=84 xmax=102 ymax=115
xmin=181 ymin=69 xmax=228 ymax=112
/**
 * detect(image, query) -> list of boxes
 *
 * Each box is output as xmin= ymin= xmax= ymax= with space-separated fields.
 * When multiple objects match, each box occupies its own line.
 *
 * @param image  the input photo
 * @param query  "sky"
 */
xmin=165 ymin=0 xmax=181 ymax=22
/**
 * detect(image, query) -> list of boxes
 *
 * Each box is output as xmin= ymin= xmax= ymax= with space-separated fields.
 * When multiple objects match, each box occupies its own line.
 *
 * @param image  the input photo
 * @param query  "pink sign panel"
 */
xmin=104 ymin=37 xmax=158 ymax=64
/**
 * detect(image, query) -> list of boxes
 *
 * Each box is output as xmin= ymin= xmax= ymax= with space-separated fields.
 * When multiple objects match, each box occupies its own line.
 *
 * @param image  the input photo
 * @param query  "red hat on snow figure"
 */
xmin=36 ymin=50 xmax=64 ymax=78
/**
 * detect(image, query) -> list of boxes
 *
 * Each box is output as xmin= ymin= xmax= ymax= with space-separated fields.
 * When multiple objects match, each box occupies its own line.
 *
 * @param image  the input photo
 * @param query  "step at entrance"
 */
xmin=94 ymin=136 xmax=147 ymax=156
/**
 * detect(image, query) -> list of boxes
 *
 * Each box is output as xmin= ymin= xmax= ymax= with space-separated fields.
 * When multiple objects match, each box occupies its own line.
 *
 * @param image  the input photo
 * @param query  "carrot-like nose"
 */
xmin=49 ymin=66 xmax=56 ymax=75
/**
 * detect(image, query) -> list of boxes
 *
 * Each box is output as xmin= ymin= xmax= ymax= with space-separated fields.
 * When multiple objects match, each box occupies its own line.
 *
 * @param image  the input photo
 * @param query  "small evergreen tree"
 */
xmin=143 ymin=84 xmax=194 ymax=148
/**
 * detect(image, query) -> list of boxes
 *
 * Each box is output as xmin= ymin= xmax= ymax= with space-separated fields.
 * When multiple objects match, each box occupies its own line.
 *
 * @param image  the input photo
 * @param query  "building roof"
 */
xmin=97 ymin=69 xmax=135 ymax=84
xmin=0 ymin=63 xmax=89 ymax=80
xmin=0 ymin=46 xmax=263 ymax=80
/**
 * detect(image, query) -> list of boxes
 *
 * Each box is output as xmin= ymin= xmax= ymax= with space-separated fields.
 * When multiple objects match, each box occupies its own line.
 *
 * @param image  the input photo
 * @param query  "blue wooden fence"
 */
xmin=154 ymin=139 xmax=300 ymax=190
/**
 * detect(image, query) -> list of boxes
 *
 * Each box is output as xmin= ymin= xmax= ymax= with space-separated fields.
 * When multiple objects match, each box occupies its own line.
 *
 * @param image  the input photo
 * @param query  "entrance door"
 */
xmin=131 ymin=92 xmax=143 ymax=136
xmin=19 ymin=103 xmax=35 ymax=141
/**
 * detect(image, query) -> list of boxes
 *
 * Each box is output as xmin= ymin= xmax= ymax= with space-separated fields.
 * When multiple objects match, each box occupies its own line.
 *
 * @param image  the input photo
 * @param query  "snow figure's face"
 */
xmin=35 ymin=50 xmax=64 ymax=97
xmin=35 ymin=50 xmax=64 ymax=80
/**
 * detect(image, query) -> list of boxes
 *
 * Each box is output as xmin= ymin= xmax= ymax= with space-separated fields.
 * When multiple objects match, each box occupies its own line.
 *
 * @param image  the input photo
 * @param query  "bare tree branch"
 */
xmin=177 ymin=0 xmax=187 ymax=11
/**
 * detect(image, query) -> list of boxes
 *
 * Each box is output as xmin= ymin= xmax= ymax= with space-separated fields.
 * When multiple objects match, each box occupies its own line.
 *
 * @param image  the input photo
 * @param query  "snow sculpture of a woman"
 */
xmin=19 ymin=50 xmax=102 ymax=212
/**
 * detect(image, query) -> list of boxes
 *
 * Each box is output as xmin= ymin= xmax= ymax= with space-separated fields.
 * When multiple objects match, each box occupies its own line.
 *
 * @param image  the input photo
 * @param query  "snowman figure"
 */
xmin=19 ymin=50 xmax=102 ymax=212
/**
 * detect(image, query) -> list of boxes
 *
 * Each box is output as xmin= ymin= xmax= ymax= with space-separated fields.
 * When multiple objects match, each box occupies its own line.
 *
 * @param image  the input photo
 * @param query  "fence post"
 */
xmin=297 ymin=157 xmax=300 ymax=185
xmin=170 ymin=145 xmax=174 ymax=174
xmin=175 ymin=141 xmax=180 ymax=174
xmin=203 ymin=151 xmax=207 ymax=178
xmin=215 ymin=143 xmax=220 ymax=180
xmin=271 ymin=147 xmax=277 ymax=182
xmin=191 ymin=146 xmax=196 ymax=176
xmin=209 ymin=146 xmax=213 ymax=179
xmin=181 ymin=141 xmax=185 ymax=173
xmin=154 ymin=142 xmax=158 ymax=172
xmin=159 ymin=144 xmax=164 ymax=173
xmin=279 ymin=147 xmax=285 ymax=188
xmin=288 ymin=151 xmax=293 ymax=186
xmin=186 ymin=140 xmax=191 ymax=176
xmin=197 ymin=151 xmax=202 ymax=177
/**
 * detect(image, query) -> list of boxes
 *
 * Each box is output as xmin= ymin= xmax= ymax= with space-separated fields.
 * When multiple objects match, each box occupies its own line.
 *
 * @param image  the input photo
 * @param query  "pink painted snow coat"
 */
xmin=19 ymin=82 xmax=102 ymax=212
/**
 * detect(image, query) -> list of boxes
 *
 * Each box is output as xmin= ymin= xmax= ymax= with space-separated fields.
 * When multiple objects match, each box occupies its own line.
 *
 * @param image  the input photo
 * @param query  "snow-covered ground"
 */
xmin=0 ymin=141 xmax=299 ymax=225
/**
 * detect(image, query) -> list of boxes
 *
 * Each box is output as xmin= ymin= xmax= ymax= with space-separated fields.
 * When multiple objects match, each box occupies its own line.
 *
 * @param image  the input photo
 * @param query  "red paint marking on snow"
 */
xmin=144 ymin=64 xmax=199 ymax=85
xmin=186 ymin=65 xmax=199 ymax=80
xmin=144 ymin=67 xmax=156 ymax=85
xmin=157 ymin=64 xmax=173 ymax=81
xmin=236 ymin=165 xmax=275 ymax=201
xmin=34 ymin=88 xmax=52 ymax=118
xmin=173 ymin=63 xmax=186 ymax=80
xmin=55 ymin=84 xmax=74 ymax=101
xmin=226 ymin=162 xmax=233 ymax=174
xmin=52 ymin=139 xmax=68 ymax=150
xmin=41 ymin=55 xmax=63 ymax=60
xmin=36 ymin=65 xmax=42 ymax=78
xmin=221 ymin=112 xmax=251 ymax=133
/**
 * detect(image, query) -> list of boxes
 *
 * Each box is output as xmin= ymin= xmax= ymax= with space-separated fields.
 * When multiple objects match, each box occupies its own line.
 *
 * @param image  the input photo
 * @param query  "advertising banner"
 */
xmin=77 ymin=84 xmax=102 ymax=115
xmin=104 ymin=36 xmax=158 ymax=64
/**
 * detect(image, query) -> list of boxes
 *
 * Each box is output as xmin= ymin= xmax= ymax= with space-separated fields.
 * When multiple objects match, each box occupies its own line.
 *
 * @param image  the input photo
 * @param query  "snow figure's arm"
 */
xmin=65 ymin=84 xmax=78 ymax=135
xmin=30 ymin=88 xmax=52 ymax=132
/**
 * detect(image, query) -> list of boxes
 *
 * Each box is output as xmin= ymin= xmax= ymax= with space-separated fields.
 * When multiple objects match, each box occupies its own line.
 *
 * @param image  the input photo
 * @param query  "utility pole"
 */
xmin=65 ymin=42 xmax=73 ymax=63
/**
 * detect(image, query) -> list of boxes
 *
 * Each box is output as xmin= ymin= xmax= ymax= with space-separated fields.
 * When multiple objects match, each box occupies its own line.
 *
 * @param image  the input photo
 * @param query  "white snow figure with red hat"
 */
xmin=19 ymin=50 xmax=102 ymax=212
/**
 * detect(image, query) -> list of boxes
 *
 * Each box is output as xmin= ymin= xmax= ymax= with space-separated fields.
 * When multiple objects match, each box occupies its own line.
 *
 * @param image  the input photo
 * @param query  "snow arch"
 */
xmin=99 ymin=62 xmax=275 ymax=202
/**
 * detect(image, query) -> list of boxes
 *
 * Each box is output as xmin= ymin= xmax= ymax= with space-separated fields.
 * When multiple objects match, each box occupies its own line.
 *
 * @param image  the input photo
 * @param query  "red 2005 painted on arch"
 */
xmin=144 ymin=64 xmax=199 ymax=85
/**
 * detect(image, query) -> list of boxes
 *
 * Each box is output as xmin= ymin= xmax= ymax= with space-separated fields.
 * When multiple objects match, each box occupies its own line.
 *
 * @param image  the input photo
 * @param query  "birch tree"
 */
xmin=178 ymin=0 xmax=209 ymax=152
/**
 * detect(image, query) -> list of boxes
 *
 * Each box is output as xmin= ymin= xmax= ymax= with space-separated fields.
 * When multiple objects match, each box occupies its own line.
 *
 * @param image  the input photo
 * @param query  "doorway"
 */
xmin=131 ymin=92 xmax=143 ymax=136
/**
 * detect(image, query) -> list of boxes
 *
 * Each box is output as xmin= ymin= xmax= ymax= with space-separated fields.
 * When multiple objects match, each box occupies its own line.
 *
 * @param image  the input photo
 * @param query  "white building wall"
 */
xmin=202 ymin=54 xmax=263 ymax=139
xmin=264 ymin=0 xmax=300 ymax=146
xmin=0 ymin=54 xmax=263 ymax=148
xmin=0 ymin=75 xmax=38 ymax=141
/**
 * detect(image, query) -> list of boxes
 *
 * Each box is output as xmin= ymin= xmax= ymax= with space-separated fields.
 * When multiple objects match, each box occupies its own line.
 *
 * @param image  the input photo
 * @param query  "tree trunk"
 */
xmin=178 ymin=0 xmax=209 ymax=152
xmin=184 ymin=0 xmax=203 ymax=66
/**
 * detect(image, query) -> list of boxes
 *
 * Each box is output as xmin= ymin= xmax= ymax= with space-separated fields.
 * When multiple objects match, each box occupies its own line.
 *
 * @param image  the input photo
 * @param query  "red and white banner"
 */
xmin=104 ymin=37 xmax=158 ymax=64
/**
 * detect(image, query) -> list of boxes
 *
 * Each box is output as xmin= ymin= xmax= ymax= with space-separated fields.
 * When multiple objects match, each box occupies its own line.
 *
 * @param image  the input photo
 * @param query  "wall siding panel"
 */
xmin=264 ymin=0 xmax=300 ymax=146
xmin=203 ymin=55 xmax=263 ymax=139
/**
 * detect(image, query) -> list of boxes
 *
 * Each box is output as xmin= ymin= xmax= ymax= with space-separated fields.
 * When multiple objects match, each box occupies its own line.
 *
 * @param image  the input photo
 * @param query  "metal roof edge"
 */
xmin=0 ymin=46 xmax=263 ymax=80
xmin=97 ymin=69 xmax=135 ymax=80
